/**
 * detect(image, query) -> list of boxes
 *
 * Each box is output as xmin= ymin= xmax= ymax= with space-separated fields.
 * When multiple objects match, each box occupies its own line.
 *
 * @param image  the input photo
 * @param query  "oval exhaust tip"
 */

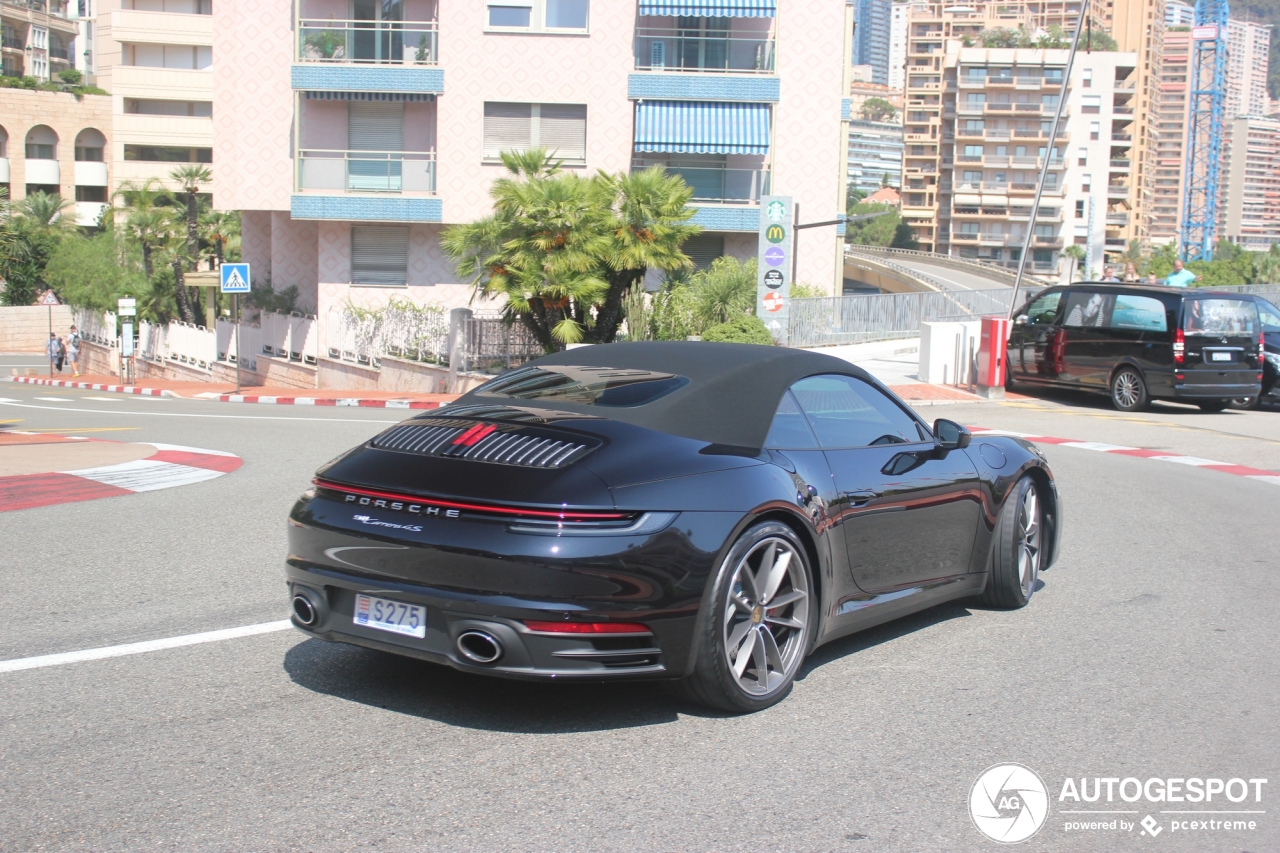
xmin=292 ymin=594 xmax=318 ymax=627
xmin=457 ymin=630 xmax=503 ymax=664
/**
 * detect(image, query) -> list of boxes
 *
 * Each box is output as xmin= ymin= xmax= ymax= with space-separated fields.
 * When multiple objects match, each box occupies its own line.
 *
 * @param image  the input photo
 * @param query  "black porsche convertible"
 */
xmin=286 ymin=342 xmax=1062 ymax=712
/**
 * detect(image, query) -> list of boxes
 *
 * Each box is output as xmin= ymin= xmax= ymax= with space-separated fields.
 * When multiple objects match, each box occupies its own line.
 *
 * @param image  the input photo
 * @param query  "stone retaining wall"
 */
xmin=0 ymin=306 xmax=77 ymax=353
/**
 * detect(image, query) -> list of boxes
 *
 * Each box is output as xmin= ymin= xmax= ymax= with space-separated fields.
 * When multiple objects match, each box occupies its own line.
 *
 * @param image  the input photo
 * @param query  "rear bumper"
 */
xmin=1171 ymin=380 xmax=1262 ymax=400
xmin=287 ymin=563 xmax=693 ymax=680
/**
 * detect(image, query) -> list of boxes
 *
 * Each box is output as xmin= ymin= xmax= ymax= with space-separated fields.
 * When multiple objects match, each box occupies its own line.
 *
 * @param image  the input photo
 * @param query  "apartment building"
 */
xmin=0 ymin=87 xmax=112 ymax=224
xmin=848 ymin=119 xmax=903 ymax=195
xmin=852 ymin=0 xmax=890 ymax=85
xmin=1226 ymin=20 xmax=1271 ymax=120
xmin=1148 ymin=26 xmax=1188 ymax=244
xmin=212 ymin=1 xmax=849 ymax=320
xmin=1165 ymin=0 xmax=1193 ymax=26
xmin=93 ymin=0 xmax=214 ymax=197
xmin=1220 ymin=115 xmax=1280 ymax=251
xmin=941 ymin=47 xmax=1140 ymax=281
xmin=1109 ymin=0 xmax=1164 ymax=249
xmin=888 ymin=0 xmax=907 ymax=90
xmin=1 ymin=0 xmax=80 ymax=79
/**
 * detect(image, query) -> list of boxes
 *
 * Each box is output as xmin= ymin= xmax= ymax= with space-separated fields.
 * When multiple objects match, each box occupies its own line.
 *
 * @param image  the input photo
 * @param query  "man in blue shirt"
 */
xmin=1165 ymin=259 xmax=1197 ymax=287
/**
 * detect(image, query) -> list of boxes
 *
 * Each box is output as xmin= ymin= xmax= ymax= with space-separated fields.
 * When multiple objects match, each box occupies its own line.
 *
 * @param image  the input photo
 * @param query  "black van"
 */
xmin=1007 ymin=283 xmax=1264 ymax=411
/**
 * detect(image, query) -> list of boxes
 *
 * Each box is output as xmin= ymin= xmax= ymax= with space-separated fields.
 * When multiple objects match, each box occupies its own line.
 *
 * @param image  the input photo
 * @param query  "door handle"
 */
xmin=844 ymin=490 xmax=878 ymax=506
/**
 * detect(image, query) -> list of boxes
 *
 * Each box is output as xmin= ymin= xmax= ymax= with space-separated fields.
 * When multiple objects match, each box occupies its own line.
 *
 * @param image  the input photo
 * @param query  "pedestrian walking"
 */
xmin=67 ymin=324 xmax=82 ymax=377
xmin=54 ymin=336 xmax=67 ymax=373
xmin=45 ymin=332 xmax=59 ymax=374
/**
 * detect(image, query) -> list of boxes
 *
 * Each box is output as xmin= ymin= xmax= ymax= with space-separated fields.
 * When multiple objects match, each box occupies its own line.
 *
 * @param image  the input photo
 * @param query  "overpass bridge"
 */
xmin=842 ymin=246 xmax=1022 ymax=294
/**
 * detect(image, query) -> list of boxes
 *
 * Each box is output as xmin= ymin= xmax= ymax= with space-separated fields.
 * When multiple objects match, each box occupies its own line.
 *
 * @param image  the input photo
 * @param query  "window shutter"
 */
xmin=483 ymin=102 xmax=532 ymax=159
xmin=538 ymin=104 xmax=587 ymax=162
xmin=681 ymin=233 xmax=725 ymax=271
xmin=348 ymin=102 xmax=404 ymax=151
xmin=351 ymin=226 xmax=409 ymax=286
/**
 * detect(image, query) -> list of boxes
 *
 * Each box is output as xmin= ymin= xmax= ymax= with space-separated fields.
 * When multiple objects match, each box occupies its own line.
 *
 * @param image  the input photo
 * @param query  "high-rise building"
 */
xmin=853 ymin=0 xmax=891 ymax=86
xmin=94 ymin=0 xmax=215 ymax=200
xmin=848 ymin=119 xmax=904 ymax=195
xmin=1149 ymin=27 xmax=1190 ymax=244
xmin=888 ymin=0 xmax=909 ymax=91
xmin=941 ymin=46 xmax=1140 ymax=281
xmin=1108 ymin=0 xmax=1164 ymax=250
xmin=1165 ymin=0 xmax=1194 ymax=27
xmin=1 ymin=0 xmax=80 ymax=80
xmin=212 ymin=1 xmax=851 ymax=321
xmin=1226 ymin=20 xmax=1271 ymax=120
xmin=1220 ymin=115 xmax=1280 ymax=251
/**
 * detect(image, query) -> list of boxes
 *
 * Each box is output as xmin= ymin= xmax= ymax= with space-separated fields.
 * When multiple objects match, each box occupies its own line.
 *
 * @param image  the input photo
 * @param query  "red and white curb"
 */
xmin=971 ymin=428 xmax=1280 ymax=488
xmin=0 ymin=442 xmax=242 ymax=512
xmin=5 ymin=376 xmax=170 ymax=396
xmin=206 ymin=394 xmax=443 ymax=409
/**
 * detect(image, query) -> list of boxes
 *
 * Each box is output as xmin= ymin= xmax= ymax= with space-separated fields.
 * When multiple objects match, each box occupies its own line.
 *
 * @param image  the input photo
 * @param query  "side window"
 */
xmin=1107 ymin=294 xmax=1167 ymax=332
xmin=790 ymin=375 xmax=922 ymax=449
xmin=1062 ymin=291 xmax=1114 ymax=328
xmin=764 ymin=391 xmax=819 ymax=449
xmin=1257 ymin=300 xmax=1280 ymax=332
xmin=1024 ymin=290 xmax=1062 ymax=324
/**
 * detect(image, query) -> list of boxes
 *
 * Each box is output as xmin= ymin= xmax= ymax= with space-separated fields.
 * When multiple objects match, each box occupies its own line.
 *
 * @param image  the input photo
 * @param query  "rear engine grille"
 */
xmin=371 ymin=419 xmax=595 ymax=469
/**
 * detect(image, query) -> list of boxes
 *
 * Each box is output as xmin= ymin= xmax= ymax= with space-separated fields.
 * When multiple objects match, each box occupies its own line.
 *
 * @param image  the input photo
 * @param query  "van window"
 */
xmin=1063 ymin=291 xmax=1113 ymax=328
xmin=1107 ymin=294 xmax=1167 ymax=332
xmin=1025 ymin=290 xmax=1062 ymax=324
xmin=1182 ymin=298 xmax=1258 ymax=336
xmin=1257 ymin=300 xmax=1280 ymax=331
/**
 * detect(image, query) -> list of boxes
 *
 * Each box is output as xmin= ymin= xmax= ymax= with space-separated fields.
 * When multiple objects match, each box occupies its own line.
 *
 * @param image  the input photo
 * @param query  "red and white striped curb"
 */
xmin=971 ymin=428 xmax=1280 ymax=488
xmin=5 ymin=376 xmax=170 ymax=396
xmin=209 ymin=394 xmax=443 ymax=409
xmin=0 ymin=442 xmax=242 ymax=512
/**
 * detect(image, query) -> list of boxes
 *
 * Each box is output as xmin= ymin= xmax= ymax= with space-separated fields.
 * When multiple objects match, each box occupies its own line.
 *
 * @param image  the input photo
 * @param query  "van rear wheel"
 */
xmin=1110 ymin=367 xmax=1149 ymax=411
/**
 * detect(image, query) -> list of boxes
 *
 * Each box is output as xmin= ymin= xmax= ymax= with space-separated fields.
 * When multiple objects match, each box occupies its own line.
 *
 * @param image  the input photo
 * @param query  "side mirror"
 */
xmin=933 ymin=418 xmax=972 ymax=451
xmin=1015 ymin=315 xmax=1030 ymax=326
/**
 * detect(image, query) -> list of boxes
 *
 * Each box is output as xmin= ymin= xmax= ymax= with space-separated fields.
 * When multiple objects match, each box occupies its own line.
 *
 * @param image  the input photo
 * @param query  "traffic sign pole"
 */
xmin=234 ymin=293 xmax=241 ymax=394
xmin=220 ymin=263 xmax=250 ymax=394
xmin=757 ymin=195 xmax=794 ymax=345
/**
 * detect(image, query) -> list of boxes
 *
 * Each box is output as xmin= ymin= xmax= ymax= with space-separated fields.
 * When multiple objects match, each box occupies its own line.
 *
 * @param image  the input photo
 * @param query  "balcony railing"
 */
xmin=296 ymin=19 xmax=438 ymax=65
xmin=1 ymin=35 xmax=23 ymax=49
xmin=296 ymin=149 xmax=436 ymax=194
xmin=634 ymin=29 xmax=775 ymax=74
xmin=633 ymin=161 xmax=769 ymax=204
xmin=49 ymin=45 xmax=69 ymax=60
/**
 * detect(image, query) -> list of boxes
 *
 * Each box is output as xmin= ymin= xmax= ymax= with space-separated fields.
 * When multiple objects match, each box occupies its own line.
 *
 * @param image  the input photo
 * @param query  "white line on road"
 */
xmin=0 ymin=620 xmax=293 ymax=674
xmin=0 ymin=400 xmax=398 ymax=423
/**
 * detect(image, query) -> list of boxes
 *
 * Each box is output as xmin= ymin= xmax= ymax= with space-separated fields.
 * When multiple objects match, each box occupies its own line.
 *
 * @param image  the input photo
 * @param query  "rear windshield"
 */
xmin=1182 ymin=298 xmax=1259 ymax=336
xmin=475 ymin=365 xmax=689 ymax=407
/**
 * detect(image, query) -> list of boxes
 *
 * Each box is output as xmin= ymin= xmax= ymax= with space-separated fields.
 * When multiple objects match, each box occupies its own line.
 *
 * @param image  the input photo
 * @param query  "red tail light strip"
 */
xmin=452 ymin=423 xmax=498 ymax=446
xmin=522 ymin=620 xmax=651 ymax=634
xmin=312 ymin=478 xmax=630 ymax=521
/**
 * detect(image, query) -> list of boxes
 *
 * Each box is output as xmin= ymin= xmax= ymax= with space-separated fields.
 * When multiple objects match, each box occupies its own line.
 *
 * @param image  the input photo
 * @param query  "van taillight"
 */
xmin=1261 ymin=330 xmax=1267 ymax=360
xmin=1173 ymin=327 xmax=1185 ymax=365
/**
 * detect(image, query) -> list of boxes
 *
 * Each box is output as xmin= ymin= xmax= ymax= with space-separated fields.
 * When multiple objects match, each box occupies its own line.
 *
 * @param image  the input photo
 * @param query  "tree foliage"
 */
xmin=623 ymin=256 xmax=761 ymax=342
xmin=701 ymin=315 xmax=773 ymax=345
xmin=844 ymin=202 xmax=901 ymax=247
xmin=860 ymin=97 xmax=897 ymax=123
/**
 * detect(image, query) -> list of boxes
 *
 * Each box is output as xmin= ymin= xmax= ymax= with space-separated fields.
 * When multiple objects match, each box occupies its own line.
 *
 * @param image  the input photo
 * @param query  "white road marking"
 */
xmin=0 ymin=620 xmax=293 ymax=674
xmin=0 ymin=397 xmax=19 ymax=402
xmin=34 ymin=397 xmax=74 ymax=402
xmin=0 ymin=400 xmax=398 ymax=424
xmin=65 ymin=459 xmax=225 ymax=491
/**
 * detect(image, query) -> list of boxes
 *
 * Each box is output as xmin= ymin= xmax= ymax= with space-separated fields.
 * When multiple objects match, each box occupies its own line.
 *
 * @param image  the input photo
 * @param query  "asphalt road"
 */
xmin=1 ymin=365 xmax=1277 ymax=853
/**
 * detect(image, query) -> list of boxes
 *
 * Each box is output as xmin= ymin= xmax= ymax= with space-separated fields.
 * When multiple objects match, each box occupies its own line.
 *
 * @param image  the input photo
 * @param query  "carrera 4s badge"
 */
xmin=344 ymin=494 xmax=461 ymax=518
xmin=352 ymin=515 xmax=424 ymax=532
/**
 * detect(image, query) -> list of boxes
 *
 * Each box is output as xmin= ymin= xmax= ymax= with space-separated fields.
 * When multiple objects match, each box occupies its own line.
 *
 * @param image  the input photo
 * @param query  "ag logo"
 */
xmin=969 ymin=764 xmax=1049 ymax=844
xmin=763 ymin=270 xmax=784 ymax=289
xmin=766 ymin=200 xmax=788 ymax=222
xmin=765 ymin=224 xmax=786 ymax=244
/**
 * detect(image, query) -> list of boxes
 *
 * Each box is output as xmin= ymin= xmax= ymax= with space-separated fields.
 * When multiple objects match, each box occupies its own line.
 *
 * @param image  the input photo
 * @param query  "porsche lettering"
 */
xmin=344 ymin=494 xmax=460 ymax=518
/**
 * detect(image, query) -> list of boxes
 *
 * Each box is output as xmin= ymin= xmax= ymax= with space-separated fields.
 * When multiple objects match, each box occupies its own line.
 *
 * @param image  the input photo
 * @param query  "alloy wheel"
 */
xmin=722 ymin=537 xmax=810 ymax=696
xmin=1017 ymin=484 xmax=1041 ymax=599
xmin=1113 ymin=371 xmax=1141 ymax=409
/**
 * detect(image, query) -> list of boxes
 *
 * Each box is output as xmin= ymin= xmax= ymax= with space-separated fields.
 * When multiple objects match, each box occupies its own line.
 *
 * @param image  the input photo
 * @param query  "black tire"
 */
xmin=1110 ymin=366 xmax=1149 ymax=411
xmin=671 ymin=521 xmax=817 ymax=713
xmin=1229 ymin=396 xmax=1261 ymax=410
xmin=979 ymin=476 xmax=1044 ymax=610
xmin=1197 ymin=400 xmax=1230 ymax=412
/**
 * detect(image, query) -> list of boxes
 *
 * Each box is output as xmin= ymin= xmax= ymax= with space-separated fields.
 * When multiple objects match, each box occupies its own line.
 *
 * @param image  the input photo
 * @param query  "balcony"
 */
xmin=2 ymin=34 xmax=23 ymax=50
xmin=297 ymin=20 xmax=438 ymax=65
xmin=1106 ymin=212 xmax=1129 ymax=225
xmin=634 ymin=29 xmax=774 ymax=74
xmin=111 ymin=8 xmax=212 ymax=46
xmin=1109 ymin=158 xmax=1131 ymax=170
xmin=633 ymin=160 xmax=768 ymax=205
xmin=297 ymin=149 xmax=436 ymax=195
xmin=1107 ymin=184 xmax=1130 ymax=198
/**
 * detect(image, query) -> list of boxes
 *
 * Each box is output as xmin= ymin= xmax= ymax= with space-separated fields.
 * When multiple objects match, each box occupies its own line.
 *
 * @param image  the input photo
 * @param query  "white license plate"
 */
xmin=354 ymin=594 xmax=426 ymax=638
xmin=1210 ymin=351 xmax=1233 ymax=362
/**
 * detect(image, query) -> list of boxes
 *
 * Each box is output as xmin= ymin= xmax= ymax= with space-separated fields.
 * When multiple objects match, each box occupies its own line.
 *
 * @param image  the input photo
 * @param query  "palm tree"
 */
xmin=113 ymin=178 xmax=175 ymax=214
xmin=170 ymin=164 xmax=212 ymax=268
xmin=1061 ymin=244 xmax=1086 ymax=281
xmin=17 ymin=191 xmax=75 ymax=230
xmin=199 ymin=209 xmax=240 ymax=269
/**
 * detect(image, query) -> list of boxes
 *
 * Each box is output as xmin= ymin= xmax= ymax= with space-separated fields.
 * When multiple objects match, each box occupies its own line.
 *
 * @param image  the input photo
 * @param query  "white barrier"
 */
xmin=919 ymin=320 xmax=981 ymax=387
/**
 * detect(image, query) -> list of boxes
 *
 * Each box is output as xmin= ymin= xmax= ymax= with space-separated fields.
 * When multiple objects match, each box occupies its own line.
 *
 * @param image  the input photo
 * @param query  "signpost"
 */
xmin=757 ymin=196 xmax=793 ymax=345
xmin=39 ymin=290 xmax=59 ymax=376
xmin=117 ymin=298 xmax=137 ymax=316
xmin=117 ymin=298 xmax=137 ymax=384
xmin=220 ymin=263 xmax=251 ymax=394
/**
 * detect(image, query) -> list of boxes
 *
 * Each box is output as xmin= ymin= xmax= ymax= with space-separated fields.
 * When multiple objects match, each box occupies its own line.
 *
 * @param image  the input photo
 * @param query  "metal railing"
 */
xmin=634 ymin=30 xmax=775 ymax=73
xmin=632 ymin=161 xmax=768 ymax=204
xmin=296 ymin=19 xmax=438 ymax=64
xmin=788 ymin=289 xmax=1017 ymax=348
xmin=844 ymin=245 xmax=1022 ymax=284
xmin=297 ymin=149 xmax=436 ymax=194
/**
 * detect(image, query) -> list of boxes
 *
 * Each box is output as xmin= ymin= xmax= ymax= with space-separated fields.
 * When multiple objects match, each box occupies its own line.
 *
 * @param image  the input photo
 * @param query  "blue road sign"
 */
xmin=220 ymin=263 xmax=251 ymax=294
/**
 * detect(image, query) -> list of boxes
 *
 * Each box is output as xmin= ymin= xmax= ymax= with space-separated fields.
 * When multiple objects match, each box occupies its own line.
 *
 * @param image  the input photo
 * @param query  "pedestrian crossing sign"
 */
xmin=220 ymin=263 xmax=251 ymax=294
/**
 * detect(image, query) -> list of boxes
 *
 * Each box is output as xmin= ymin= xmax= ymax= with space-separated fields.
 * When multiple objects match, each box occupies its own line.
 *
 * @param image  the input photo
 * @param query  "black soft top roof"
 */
xmin=455 ymin=341 xmax=872 ymax=449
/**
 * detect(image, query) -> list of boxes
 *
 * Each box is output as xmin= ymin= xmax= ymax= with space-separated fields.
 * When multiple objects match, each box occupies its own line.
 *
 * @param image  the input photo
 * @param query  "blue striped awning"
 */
xmin=638 ymin=0 xmax=775 ymax=16
xmin=635 ymin=101 xmax=771 ymax=155
xmin=303 ymin=91 xmax=435 ymax=101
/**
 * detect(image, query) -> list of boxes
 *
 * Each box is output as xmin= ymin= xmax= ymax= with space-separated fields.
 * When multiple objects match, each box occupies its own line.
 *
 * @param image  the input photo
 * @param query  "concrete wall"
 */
xmin=0 ymin=306 xmax=77 ymax=352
